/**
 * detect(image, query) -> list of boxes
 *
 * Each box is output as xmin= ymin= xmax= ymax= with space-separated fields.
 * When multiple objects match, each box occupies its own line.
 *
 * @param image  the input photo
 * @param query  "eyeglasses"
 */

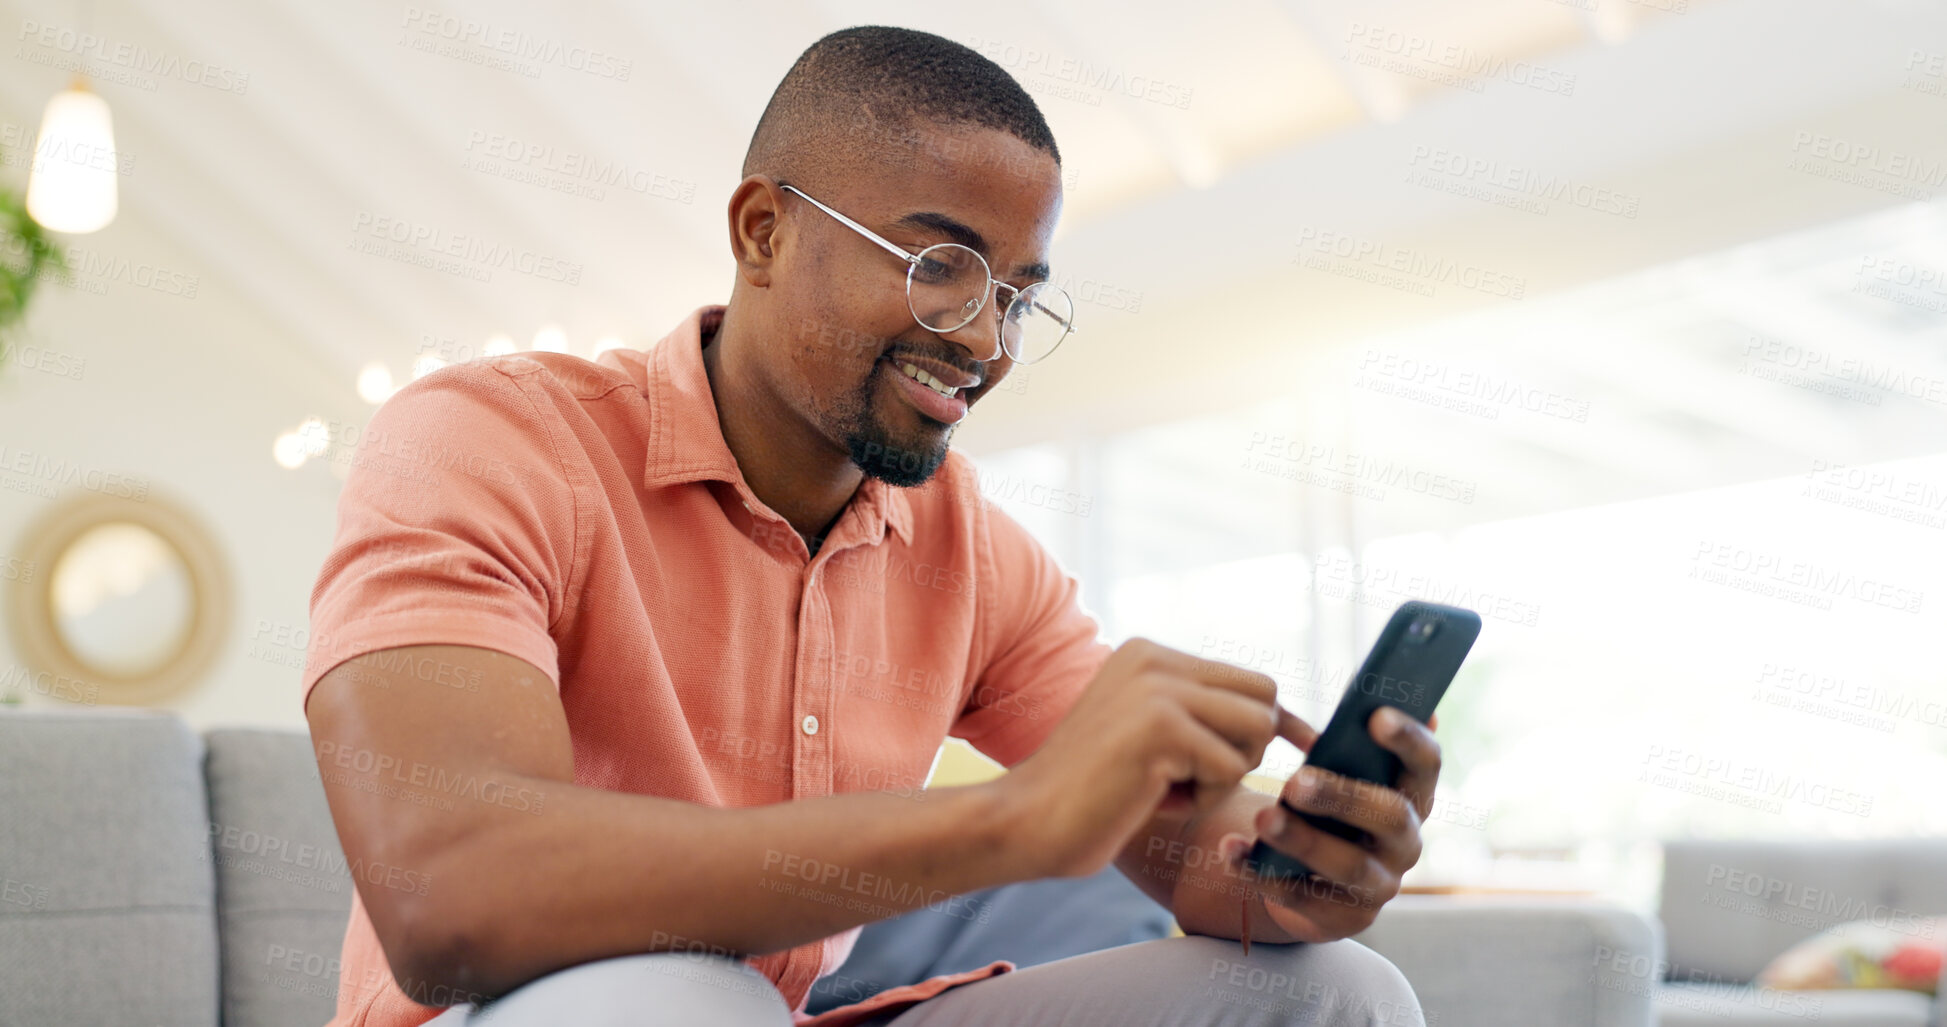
xmin=779 ymin=183 xmax=1076 ymax=365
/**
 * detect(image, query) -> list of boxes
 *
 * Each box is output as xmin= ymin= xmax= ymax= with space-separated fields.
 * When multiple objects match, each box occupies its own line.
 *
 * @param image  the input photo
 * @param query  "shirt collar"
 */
xmin=630 ymin=304 xmax=913 ymax=547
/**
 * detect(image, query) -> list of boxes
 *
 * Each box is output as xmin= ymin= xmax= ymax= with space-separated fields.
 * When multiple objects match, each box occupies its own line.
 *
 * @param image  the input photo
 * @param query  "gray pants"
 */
xmin=423 ymin=935 xmax=1425 ymax=1026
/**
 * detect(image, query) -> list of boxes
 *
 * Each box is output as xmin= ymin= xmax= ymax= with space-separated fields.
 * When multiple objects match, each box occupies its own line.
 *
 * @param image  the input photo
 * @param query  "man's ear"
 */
xmin=726 ymin=175 xmax=784 ymax=289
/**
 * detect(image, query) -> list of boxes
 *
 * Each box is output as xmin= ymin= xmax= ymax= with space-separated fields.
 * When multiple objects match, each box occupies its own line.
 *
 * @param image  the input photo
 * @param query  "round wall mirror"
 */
xmin=5 ymin=489 xmax=231 ymax=705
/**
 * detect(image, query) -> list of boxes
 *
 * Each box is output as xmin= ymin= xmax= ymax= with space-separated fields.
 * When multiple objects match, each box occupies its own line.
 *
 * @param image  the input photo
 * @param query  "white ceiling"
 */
xmin=4 ymin=0 xmax=1945 ymax=540
xmin=0 ymin=0 xmax=1742 ymax=373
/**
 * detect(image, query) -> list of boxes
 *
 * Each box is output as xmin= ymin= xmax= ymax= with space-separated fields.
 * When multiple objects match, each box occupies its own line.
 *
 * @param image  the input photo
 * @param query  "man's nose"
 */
xmin=939 ymin=299 xmax=1005 ymax=365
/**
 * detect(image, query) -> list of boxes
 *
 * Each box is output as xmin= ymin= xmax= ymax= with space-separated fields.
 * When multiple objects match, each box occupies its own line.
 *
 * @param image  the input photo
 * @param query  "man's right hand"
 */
xmin=998 ymin=638 xmax=1284 ymax=880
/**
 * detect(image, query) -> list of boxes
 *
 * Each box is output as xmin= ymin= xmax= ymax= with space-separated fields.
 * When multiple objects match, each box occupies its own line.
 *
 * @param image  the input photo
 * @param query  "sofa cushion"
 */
xmin=205 ymin=728 xmax=356 ymax=1027
xmin=1661 ymin=839 xmax=1947 ymax=984
xmin=0 ymin=710 xmax=220 ymax=1026
xmin=1756 ymin=915 xmax=1945 ymax=995
xmin=1356 ymin=895 xmax=1662 ymax=1027
xmin=1656 ymin=982 xmax=1932 ymax=1027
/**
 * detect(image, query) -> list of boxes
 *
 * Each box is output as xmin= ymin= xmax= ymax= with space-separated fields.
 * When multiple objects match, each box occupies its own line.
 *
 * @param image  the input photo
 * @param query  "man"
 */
xmin=303 ymin=25 xmax=1438 ymax=1027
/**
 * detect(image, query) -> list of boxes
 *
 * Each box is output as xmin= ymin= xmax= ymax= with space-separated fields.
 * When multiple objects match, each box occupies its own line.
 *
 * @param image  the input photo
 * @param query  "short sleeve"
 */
xmin=299 ymin=358 xmax=579 ymax=711
xmin=951 ymin=501 xmax=1113 ymax=768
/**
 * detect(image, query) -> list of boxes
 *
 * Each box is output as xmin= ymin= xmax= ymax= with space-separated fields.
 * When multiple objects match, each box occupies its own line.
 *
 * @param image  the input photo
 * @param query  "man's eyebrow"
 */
xmin=891 ymin=211 xmax=988 ymax=257
xmin=891 ymin=211 xmax=1050 ymax=282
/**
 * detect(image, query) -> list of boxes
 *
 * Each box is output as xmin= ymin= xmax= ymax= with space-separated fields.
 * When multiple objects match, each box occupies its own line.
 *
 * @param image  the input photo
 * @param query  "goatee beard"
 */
xmin=846 ymin=420 xmax=950 ymax=487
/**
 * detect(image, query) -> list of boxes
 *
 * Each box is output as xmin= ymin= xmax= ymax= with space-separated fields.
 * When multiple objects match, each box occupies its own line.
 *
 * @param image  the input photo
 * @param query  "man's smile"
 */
xmin=878 ymin=353 xmax=973 ymax=425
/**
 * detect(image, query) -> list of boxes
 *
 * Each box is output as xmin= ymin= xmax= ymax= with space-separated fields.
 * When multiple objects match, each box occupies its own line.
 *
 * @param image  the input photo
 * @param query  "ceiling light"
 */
xmin=356 ymin=363 xmax=394 ymax=404
xmin=272 ymin=432 xmax=308 ymax=470
xmin=26 ymin=79 xmax=117 ymax=234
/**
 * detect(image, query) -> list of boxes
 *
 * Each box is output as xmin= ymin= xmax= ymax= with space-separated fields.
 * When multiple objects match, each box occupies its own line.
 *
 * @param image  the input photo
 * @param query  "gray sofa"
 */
xmin=0 ymin=710 xmax=352 ymax=1026
xmin=1357 ymin=894 xmax=1662 ymax=1027
xmin=1656 ymin=839 xmax=1947 ymax=1027
xmin=0 ymin=708 xmax=1663 ymax=1026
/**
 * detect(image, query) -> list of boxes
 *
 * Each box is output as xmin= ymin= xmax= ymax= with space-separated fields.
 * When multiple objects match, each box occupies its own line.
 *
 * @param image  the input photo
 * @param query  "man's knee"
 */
xmin=463 ymin=951 xmax=793 ymax=1026
xmin=1302 ymin=940 xmax=1421 ymax=1024
xmin=1204 ymin=938 xmax=1424 ymax=1026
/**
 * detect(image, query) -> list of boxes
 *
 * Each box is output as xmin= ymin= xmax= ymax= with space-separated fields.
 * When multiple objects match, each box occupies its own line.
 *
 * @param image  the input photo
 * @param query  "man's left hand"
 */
xmin=1218 ymin=707 xmax=1442 ymax=943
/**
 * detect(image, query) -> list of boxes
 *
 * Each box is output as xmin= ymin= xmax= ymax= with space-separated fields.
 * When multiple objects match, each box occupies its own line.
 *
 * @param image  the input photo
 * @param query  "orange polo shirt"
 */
xmin=300 ymin=304 xmax=1113 ymax=1027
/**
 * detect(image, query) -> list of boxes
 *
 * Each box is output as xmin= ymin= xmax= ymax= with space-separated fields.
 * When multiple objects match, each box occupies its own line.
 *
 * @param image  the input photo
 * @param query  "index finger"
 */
xmin=1277 ymin=705 xmax=1318 ymax=752
xmin=1144 ymin=643 xmax=1280 ymax=710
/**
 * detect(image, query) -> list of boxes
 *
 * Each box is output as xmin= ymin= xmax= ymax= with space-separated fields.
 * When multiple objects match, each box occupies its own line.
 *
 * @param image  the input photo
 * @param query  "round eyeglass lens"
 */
xmin=905 ymin=243 xmax=991 ymax=332
xmin=1002 ymin=282 xmax=1074 ymax=364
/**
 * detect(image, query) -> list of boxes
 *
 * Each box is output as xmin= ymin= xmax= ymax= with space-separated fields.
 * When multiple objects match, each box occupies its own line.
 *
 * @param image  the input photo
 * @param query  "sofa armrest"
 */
xmin=1352 ymin=895 xmax=1662 ymax=1027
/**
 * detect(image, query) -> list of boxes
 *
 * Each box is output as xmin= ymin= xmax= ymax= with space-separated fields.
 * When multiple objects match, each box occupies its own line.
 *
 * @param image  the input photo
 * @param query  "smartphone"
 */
xmin=1244 ymin=600 xmax=1481 ymax=885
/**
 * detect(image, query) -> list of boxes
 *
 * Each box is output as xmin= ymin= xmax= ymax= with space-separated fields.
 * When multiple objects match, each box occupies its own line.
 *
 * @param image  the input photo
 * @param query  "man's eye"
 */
xmin=913 ymin=256 xmax=953 ymax=283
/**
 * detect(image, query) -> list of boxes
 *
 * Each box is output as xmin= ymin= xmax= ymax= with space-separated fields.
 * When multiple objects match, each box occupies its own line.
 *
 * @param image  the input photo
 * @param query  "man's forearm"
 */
xmin=417 ymin=776 xmax=1031 ymax=998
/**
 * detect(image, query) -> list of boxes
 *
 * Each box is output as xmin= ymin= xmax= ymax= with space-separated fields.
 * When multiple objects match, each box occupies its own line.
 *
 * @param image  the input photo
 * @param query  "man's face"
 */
xmin=771 ymin=124 xmax=1063 ymax=487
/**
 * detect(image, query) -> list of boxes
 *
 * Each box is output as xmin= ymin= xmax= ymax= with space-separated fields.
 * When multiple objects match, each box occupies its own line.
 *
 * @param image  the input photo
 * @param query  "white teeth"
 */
xmin=899 ymin=361 xmax=959 ymax=398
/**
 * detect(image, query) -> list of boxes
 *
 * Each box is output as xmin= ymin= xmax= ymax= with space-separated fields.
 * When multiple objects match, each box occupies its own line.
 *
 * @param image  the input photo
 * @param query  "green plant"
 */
xmin=0 ymin=186 xmax=69 ymax=372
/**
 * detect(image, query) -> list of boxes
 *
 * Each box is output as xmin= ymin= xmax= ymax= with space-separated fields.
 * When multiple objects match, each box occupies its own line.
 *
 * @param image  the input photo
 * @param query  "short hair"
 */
xmin=741 ymin=26 xmax=1060 ymax=184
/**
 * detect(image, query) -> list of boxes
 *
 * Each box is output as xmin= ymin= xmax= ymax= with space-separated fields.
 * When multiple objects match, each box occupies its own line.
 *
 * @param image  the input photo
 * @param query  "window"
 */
xmin=966 ymin=199 xmax=1947 ymax=906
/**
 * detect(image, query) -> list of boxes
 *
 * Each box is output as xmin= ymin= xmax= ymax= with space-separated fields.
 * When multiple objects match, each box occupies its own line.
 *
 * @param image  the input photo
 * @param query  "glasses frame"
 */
xmin=778 ymin=183 xmax=1075 ymax=365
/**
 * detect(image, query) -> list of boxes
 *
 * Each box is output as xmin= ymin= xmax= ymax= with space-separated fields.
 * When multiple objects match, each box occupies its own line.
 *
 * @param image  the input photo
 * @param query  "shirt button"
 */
xmin=801 ymin=714 xmax=819 ymax=736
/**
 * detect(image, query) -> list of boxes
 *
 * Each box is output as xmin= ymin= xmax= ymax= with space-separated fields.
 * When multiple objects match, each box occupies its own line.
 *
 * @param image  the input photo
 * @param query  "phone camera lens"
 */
xmin=1407 ymin=617 xmax=1438 ymax=643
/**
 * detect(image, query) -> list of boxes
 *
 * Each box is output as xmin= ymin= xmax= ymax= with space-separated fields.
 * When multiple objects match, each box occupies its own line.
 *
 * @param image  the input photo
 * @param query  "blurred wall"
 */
xmin=0 ymin=203 xmax=363 ymax=730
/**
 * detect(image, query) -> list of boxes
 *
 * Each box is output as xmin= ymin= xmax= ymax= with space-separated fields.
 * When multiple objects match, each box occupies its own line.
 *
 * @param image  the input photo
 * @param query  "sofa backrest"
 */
xmin=0 ymin=710 xmax=222 ymax=1026
xmin=205 ymin=728 xmax=354 ymax=1027
xmin=1660 ymin=838 xmax=1947 ymax=984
